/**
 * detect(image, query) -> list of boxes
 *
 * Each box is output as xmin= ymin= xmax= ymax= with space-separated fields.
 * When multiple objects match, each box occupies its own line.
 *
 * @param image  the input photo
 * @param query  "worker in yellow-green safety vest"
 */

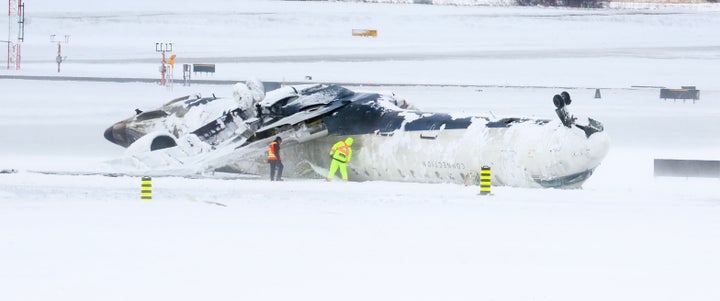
xmin=327 ymin=137 xmax=354 ymax=181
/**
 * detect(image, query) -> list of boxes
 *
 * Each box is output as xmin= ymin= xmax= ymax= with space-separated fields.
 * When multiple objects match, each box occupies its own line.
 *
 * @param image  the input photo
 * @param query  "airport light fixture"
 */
xmin=156 ymin=42 xmax=173 ymax=86
xmin=50 ymin=34 xmax=70 ymax=73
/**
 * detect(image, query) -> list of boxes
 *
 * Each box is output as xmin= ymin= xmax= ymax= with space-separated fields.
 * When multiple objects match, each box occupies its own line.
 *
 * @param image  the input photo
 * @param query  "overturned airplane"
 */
xmin=104 ymin=80 xmax=609 ymax=188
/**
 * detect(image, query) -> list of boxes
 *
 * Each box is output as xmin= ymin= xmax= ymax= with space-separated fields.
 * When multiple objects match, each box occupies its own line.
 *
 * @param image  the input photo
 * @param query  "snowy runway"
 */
xmin=2 ymin=170 xmax=719 ymax=300
xmin=1 ymin=79 xmax=719 ymax=300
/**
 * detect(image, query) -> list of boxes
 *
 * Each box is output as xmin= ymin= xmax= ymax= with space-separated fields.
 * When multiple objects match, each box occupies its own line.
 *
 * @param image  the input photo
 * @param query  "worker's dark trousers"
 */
xmin=270 ymin=160 xmax=283 ymax=181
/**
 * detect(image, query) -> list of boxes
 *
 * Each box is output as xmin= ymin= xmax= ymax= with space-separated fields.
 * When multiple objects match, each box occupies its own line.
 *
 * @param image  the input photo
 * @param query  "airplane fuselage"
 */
xmin=104 ymin=84 xmax=609 ymax=188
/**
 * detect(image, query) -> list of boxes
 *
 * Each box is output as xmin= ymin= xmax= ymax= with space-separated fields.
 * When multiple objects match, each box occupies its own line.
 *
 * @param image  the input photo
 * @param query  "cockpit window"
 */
xmin=269 ymin=96 xmax=298 ymax=116
xmin=280 ymin=85 xmax=354 ymax=116
xmin=135 ymin=110 xmax=169 ymax=121
xmin=300 ymin=85 xmax=354 ymax=99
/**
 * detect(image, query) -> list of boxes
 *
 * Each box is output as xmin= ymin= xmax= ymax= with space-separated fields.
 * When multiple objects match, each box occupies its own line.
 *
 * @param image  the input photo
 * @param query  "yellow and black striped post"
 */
xmin=479 ymin=166 xmax=491 ymax=195
xmin=141 ymin=176 xmax=152 ymax=201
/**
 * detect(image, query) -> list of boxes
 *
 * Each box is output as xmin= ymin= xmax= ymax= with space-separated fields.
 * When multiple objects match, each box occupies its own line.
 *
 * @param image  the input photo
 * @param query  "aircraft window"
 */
xmin=485 ymin=118 xmax=526 ymax=128
xmin=299 ymin=104 xmax=325 ymax=112
xmin=135 ymin=110 xmax=168 ymax=121
xmin=300 ymin=84 xmax=325 ymax=94
xmin=420 ymin=133 xmax=437 ymax=140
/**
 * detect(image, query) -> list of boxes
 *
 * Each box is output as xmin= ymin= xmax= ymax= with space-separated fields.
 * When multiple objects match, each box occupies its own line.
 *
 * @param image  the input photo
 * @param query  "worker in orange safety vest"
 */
xmin=327 ymin=137 xmax=353 ymax=181
xmin=267 ymin=136 xmax=283 ymax=181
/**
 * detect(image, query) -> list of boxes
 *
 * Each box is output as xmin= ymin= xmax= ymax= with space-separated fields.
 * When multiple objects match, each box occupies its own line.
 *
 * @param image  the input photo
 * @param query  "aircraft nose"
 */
xmin=104 ymin=126 xmax=116 ymax=143
xmin=104 ymin=123 xmax=129 ymax=147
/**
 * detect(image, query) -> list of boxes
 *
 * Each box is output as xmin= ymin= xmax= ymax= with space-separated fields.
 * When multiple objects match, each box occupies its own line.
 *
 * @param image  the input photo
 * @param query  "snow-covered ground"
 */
xmin=1 ymin=1 xmax=719 ymax=300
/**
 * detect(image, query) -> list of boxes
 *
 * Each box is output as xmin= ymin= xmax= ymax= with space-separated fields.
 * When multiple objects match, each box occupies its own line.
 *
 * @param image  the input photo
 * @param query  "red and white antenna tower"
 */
xmin=7 ymin=0 xmax=24 ymax=70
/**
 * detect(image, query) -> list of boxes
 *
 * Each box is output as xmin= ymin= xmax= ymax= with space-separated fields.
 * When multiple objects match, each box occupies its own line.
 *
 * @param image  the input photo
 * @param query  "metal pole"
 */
xmin=16 ymin=1 xmax=23 ymax=70
xmin=7 ymin=0 xmax=11 ymax=70
xmin=161 ymin=51 xmax=166 ymax=86
xmin=155 ymin=42 xmax=172 ymax=87
xmin=56 ymin=43 xmax=61 ymax=72
xmin=15 ymin=40 xmax=19 ymax=69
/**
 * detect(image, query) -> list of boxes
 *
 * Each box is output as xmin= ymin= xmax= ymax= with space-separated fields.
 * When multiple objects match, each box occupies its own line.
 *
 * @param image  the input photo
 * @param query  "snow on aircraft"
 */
xmin=103 ymin=80 xmax=609 ymax=188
